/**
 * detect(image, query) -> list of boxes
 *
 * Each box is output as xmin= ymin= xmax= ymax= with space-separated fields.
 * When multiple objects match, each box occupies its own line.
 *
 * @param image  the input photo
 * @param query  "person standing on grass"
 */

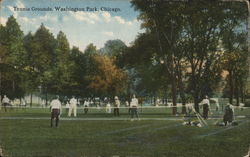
xmin=2 ymin=95 xmax=10 ymax=112
xmin=155 ymin=97 xmax=160 ymax=107
xmin=83 ymin=98 xmax=89 ymax=114
xmin=114 ymin=96 xmax=120 ymax=116
xmin=130 ymin=94 xmax=139 ymax=121
xmin=104 ymin=97 xmax=111 ymax=113
xmin=223 ymin=103 xmax=234 ymax=126
xmin=106 ymin=101 xmax=111 ymax=113
xmin=50 ymin=96 xmax=62 ymax=127
xmin=68 ymin=96 xmax=77 ymax=117
xmin=200 ymin=95 xmax=210 ymax=120
xmin=126 ymin=100 xmax=131 ymax=114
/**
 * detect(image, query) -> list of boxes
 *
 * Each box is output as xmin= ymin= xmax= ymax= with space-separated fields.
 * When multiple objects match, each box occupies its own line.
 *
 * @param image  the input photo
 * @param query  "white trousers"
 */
xmin=106 ymin=107 xmax=111 ymax=113
xmin=68 ymin=104 xmax=77 ymax=117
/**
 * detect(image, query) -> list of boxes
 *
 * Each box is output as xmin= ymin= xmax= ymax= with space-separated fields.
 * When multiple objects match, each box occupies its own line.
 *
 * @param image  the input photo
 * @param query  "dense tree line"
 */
xmin=123 ymin=0 xmax=248 ymax=113
xmin=0 ymin=16 xmax=128 ymax=105
xmin=0 ymin=1 xmax=249 ymax=113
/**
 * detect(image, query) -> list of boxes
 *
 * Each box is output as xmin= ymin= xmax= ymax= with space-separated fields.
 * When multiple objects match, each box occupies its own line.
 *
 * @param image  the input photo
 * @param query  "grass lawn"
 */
xmin=0 ymin=108 xmax=249 ymax=157
xmin=1 ymin=106 xmax=249 ymax=118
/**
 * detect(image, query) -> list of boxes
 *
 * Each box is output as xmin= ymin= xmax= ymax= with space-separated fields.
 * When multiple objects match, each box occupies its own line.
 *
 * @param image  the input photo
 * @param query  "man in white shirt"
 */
xmin=50 ymin=96 xmax=62 ymax=127
xmin=200 ymin=96 xmax=210 ymax=120
xmin=2 ymin=95 xmax=10 ymax=112
xmin=130 ymin=94 xmax=139 ymax=121
xmin=68 ymin=96 xmax=77 ymax=117
xmin=106 ymin=102 xmax=111 ymax=113
xmin=114 ymin=96 xmax=120 ymax=116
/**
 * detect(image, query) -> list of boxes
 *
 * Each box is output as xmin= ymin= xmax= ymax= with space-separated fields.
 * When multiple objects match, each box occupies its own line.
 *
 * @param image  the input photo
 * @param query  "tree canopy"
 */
xmin=0 ymin=1 xmax=248 ymax=110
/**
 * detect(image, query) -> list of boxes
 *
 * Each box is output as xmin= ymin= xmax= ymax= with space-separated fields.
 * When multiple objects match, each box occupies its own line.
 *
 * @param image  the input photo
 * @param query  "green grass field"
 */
xmin=0 ymin=107 xmax=249 ymax=157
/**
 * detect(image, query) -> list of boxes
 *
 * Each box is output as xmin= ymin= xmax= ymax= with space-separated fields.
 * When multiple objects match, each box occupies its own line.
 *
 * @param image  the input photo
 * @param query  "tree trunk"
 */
xmin=240 ymin=82 xmax=244 ymax=103
xmin=171 ymin=76 xmax=177 ymax=115
xmin=190 ymin=65 xmax=199 ymax=113
xmin=30 ymin=92 xmax=33 ymax=107
xmin=194 ymin=93 xmax=200 ymax=113
xmin=236 ymin=95 xmax=239 ymax=106
xmin=178 ymin=72 xmax=186 ymax=114
xmin=235 ymin=79 xmax=239 ymax=106
xmin=192 ymin=79 xmax=200 ymax=113
xmin=0 ymin=71 xmax=2 ymax=106
xmin=193 ymin=95 xmax=199 ymax=113
xmin=45 ymin=91 xmax=48 ymax=106
xmin=153 ymin=96 xmax=156 ymax=106
xmin=181 ymin=92 xmax=186 ymax=114
xmin=228 ymin=71 xmax=234 ymax=104
xmin=12 ymin=80 xmax=15 ymax=92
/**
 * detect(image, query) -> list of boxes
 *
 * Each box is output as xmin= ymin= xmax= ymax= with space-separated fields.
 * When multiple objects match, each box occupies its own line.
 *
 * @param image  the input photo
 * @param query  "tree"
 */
xmin=130 ymin=0 xmax=248 ymax=113
xmin=221 ymin=33 xmax=248 ymax=105
xmin=183 ymin=1 xmax=248 ymax=111
xmin=53 ymin=31 xmax=76 ymax=95
xmin=100 ymin=39 xmax=127 ymax=67
xmin=122 ymin=33 xmax=169 ymax=104
xmin=100 ymin=39 xmax=126 ymax=57
xmin=0 ymin=24 xmax=8 ymax=103
xmin=84 ymin=43 xmax=99 ymax=89
xmin=27 ymin=23 xmax=56 ymax=105
xmin=0 ymin=16 xmax=26 ymax=99
xmin=84 ymin=43 xmax=98 ymax=56
xmin=87 ymin=55 xmax=127 ymax=97
xmin=23 ymin=32 xmax=40 ymax=101
xmin=69 ymin=46 xmax=88 ymax=97
xmin=131 ymin=0 xmax=189 ymax=114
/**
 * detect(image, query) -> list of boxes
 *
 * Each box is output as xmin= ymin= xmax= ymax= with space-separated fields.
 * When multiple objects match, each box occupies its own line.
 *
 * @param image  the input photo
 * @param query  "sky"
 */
xmin=0 ymin=0 xmax=144 ymax=51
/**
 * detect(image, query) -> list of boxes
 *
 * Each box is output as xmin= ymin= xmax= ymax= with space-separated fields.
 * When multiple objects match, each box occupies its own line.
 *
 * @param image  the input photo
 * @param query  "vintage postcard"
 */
xmin=0 ymin=0 xmax=249 ymax=157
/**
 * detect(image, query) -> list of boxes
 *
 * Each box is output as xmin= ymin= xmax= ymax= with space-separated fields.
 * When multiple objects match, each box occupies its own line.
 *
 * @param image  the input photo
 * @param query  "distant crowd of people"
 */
xmin=49 ymin=94 xmax=140 ymax=127
xmin=1 ymin=94 xmax=246 ymax=127
xmin=0 ymin=95 xmax=27 ymax=112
